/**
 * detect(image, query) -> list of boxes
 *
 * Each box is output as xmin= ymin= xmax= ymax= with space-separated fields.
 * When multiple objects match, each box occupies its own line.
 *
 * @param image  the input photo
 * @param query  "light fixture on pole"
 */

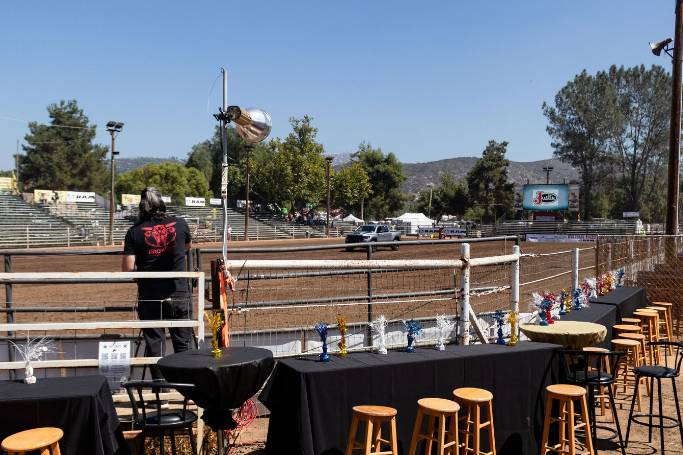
xmin=651 ymin=3 xmax=683 ymax=236
xmin=325 ymin=156 xmax=334 ymax=237
xmin=212 ymin=69 xmax=271 ymax=256
xmin=106 ymin=121 xmax=124 ymax=246
xmin=542 ymin=166 xmax=553 ymax=184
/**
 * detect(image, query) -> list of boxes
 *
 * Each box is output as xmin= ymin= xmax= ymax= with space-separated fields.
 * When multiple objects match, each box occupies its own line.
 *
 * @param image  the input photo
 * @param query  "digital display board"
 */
xmin=522 ymin=184 xmax=569 ymax=211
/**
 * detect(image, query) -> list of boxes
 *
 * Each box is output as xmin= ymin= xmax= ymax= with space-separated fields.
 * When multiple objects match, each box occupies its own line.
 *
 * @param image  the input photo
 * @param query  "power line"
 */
xmin=0 ymin=115 xmax=102 ymax=131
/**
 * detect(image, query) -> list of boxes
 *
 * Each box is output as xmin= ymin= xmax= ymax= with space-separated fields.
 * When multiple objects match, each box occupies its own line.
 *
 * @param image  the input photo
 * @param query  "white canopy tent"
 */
xmin=395 ymin=212 xmax=435 ymax=234
xmin=342 ymin=214 xmax=364 ymax=225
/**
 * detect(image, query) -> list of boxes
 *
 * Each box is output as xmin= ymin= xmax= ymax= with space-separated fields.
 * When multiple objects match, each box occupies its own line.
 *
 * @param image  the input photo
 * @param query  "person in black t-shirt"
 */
xmin=122 ymin=187 xmax=193 ymax=376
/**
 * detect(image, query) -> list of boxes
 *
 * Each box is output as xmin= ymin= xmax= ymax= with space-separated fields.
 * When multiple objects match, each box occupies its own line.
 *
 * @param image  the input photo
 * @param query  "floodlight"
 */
xmin=106 ymin=121 xmax=124 ymax=133
xmin=650 ymin=38 xmax=673 ymax=57
xmin=228 ymin=107 xmax=272 ymax=144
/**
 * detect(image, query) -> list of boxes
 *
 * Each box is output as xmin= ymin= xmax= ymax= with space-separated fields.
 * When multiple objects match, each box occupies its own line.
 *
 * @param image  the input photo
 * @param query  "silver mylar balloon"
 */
xmin=235 ymin=108 xmax=272 ymax=144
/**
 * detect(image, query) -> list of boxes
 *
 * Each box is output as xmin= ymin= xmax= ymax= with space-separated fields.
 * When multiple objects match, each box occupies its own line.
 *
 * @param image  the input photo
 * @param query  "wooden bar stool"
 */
xmin=646 ymin=306 xmax=673 ymax=355
xmin=634 ymin=310 xmax=660 ymax=364
xmin=612 ymin=324 xmax=642 ymax=337
xmin=453 ymin=387 xmax=496 ymax=455
xmin=345 ymin=405 xmax=399 ymax=455
xmin=611 ymin=339 xmax=646 ymax=410
xmin=540 ymin=384 xmax=594 ymax=455
xmin=651 ymin=301 xmax=674 ymax=340
xmin=408 ymin=398 xmax=459 ymax=455
xmin=1 ymin=427 xmax=63 ymax=455
xmin=582 ymin=347 xmax=611 ymax=418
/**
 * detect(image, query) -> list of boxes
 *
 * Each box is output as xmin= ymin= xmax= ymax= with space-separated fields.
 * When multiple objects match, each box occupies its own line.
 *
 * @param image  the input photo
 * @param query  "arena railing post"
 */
xmin=459 ymin=243 xmax=470 ymax=345
xmin=572 ymin=248 xmax=579 ymax=292
xmin=4 ymin=254 xmax=15 ymax=378
xmin=366 ymin=245 xmax=373 ymax=347
xmin=511 ymin=245 xmax=520 ymax=314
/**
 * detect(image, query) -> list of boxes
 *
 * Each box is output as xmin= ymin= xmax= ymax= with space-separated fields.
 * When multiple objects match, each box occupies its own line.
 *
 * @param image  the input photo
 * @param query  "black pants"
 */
xmin=137 ymin=293 xmax=194 ymax=379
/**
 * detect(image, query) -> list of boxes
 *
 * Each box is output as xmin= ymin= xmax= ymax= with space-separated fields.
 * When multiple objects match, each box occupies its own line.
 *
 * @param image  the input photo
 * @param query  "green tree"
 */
xmin=185 ymin=126 xmax=248 ymax=198
xmin=116 ymin=162 xmax=210 ymax=203
xmin=466 ymin=140 xmax=514 ymax=223
xmin=20 ymin=100 xmax=108 ymax=192
xmin=415 ymin=174 xmax=469 ymax=222
xmin=606 ymin=65 xmax=670 ymax=221
xmin=0 ymin=170 xmax=13 ymax=177
xmin=353 ymin=142 xmax=406 ymax=219
xmin=543 ymin=70 xmax=620 ymax=220
xmin=332 ymin=162 xmax=372 ymax=210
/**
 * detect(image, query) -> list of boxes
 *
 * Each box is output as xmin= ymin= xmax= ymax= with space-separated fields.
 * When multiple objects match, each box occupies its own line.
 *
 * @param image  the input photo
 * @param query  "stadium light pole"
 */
xmin=651 ymin=1 xmax=683 ymax=235
xmin=325 ymin=156 xmax=333 ymax=237
xmin=106 ymin=121 xmax=123 ymax=246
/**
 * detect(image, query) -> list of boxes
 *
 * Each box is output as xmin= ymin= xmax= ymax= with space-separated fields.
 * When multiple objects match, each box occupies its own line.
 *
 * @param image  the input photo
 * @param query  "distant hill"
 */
xmin=116 ymin=157 xmax=184 ymax=175
xmin=401 ymin=157 xmax=578 ymax=193
xmin=121 ymin=155 xmax=579 ymax=194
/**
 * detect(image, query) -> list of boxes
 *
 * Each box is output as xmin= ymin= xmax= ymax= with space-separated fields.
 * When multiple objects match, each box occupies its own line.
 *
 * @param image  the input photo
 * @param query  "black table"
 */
xmin=0 ymin=375 xmax=125 ymax=455
xmin=590 ymin=286 xmax=646 ymax=319
xmin=157 ymin=347 xmax=274 ymax=430
xmin=260 ymin=342 xmax=560 ymax=455
xmin=560 ymin=302 xmax=618 ymax=349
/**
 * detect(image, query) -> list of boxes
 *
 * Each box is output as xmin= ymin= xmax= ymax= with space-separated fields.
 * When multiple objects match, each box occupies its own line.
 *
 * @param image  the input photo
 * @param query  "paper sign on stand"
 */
xmin=98 ymin=341 xmax=130 ymax=391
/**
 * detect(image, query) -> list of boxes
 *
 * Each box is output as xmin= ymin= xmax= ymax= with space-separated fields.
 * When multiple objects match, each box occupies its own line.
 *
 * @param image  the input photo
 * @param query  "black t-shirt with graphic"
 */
xmin=123 ymin=216 xmax=191 ymax=299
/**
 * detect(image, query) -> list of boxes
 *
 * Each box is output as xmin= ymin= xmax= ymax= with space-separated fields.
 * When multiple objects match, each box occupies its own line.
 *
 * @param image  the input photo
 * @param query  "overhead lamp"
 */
xmin=650 ymin=38 xmax=674 ymax=58
xmin=214 ymin=106 xmax=271 ymax=144
xmin=106 ymin=121 xmax=124 ymax=132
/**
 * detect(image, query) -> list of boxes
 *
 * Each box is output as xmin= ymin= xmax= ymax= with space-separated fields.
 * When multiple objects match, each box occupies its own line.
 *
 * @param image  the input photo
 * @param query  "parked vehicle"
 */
xmin=345 ymin=225 xmax=401 ymax=251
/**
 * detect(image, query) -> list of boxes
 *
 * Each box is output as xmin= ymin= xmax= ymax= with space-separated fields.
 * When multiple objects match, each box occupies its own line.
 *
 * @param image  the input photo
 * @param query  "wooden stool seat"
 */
xmin=353 ymin=405 xmax=398 ymax=418
xmin=409 ymin=398 xmax=460 ymax=455
xmin=2 ymin=427 xmax=63 ymax=454
xmin=453 ymin=387 xmax=493 ymax=404
xmin=546 ymin=384 xmax=587 ymax=399
xmin=634 ymin=311 xmax=661 ymax=364
xmin=613 ymin=324 xmax=642 ymax=336
xmin=620 ymin=317 xmax=641 ymax=325
xmin=417 ymin=398 xmax=460 ymax=414
xmin=646 ymin=306 xmax=673 ymax=355
xmin=582 ymin=347 xmax=608 ymax=353
xmin=652 ymin=301 xmax=675 ymax=341
xmin=540 ymin=384 xmax=594 ymax=455
xmin=453 ymin=387 xmax=496 ymax=455
xmin=346 ymin=406 xmax=399 ymax=455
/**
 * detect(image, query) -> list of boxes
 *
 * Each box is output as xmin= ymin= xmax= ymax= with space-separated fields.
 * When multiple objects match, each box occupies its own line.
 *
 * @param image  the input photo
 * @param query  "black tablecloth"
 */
xmin=590 ymin=286 xmax=646 ymax=319
xmin=0 ymin=375 xmax=125 ymax=455
xmin=157 ymin=347 xmax=274 ymax=430
xmin=260 ymin=342 xmax=560 ymax=455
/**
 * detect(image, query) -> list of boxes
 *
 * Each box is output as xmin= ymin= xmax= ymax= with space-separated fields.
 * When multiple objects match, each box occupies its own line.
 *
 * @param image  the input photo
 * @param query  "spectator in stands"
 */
xmin=121 ymin=187 xmax=193 ymax=378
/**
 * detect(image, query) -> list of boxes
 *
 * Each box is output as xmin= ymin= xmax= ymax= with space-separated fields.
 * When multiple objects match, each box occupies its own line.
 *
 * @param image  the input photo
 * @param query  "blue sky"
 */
xmin=0 ymin=0 xmax=675 ymax=171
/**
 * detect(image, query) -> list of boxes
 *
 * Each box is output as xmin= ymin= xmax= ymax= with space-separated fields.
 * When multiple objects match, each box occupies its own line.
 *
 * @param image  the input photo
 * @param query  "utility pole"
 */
xmin=542 ymin=166 xmax=553 ymax=184
xmin=106 ymin=122 xmax=124 ymax=246
xmin=325 ymin=156 xmax=333 ymax=237
xmin=427 ymin=185 xmax=433 ymax=219
xmin=666 ymin=0 xmax=683 ymax=235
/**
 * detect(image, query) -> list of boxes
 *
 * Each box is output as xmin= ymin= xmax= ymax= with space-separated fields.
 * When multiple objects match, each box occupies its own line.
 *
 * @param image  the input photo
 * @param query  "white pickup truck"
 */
xmin=344 ymin=225 xmax=401 ymax=251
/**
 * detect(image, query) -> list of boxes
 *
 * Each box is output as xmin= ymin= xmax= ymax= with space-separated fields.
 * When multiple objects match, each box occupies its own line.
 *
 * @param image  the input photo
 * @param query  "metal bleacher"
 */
xmin=0 ymin=193 xmax=90 ymax=248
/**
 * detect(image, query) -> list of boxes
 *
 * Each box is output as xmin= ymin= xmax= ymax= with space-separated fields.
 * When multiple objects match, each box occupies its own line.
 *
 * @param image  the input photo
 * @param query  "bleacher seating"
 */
xmin=47 ymin=201 xmax=133 ymax=244
xmin=0 ymin=193 xmax=90 ymax=248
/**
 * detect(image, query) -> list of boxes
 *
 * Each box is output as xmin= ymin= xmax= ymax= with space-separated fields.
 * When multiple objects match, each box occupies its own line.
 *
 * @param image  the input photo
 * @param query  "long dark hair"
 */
xmin=138 ymin=187 xmax=167 ymax=221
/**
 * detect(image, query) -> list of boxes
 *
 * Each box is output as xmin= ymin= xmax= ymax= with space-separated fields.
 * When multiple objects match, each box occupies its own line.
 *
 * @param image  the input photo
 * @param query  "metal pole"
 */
xmin=366 ymin=246 xmax=373 ymax=347
xmin=459 ymin=243 xmax=470 ymax=345
xmin=109 ymin=131 xmax=115 ymax=246
xmin=4 ymin=255 xmax=14 ymax=379
xmin=572 ymin=248 xmax=580 ymax=292
xmin=667 ymin=0 xmax=683 ymax=236
xmin=221 ymin=67 xmax=230 ymax=264
xmin=244 ymin=146 xmax=250 ymax=241
xmin=360 ymin=198 xmax=364 ymax=222
xmin=511 ymin=245 xmax=520 ymax=315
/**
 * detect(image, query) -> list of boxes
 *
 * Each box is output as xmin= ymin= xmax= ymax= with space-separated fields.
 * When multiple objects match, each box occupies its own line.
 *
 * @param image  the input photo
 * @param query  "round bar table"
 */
xmin=520 ymin=321 xmax=607 ymax=348
xmin=158 ymin=347 xmax=274 ymax=454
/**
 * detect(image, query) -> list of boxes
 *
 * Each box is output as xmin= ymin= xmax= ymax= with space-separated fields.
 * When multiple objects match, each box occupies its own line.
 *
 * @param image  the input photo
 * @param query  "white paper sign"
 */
xmin=209 ymin=198 xmax=222 ymax=206
xmin=98 ymin=341 xmax=130 ymax=390
xmin=162 ymin=196 xmax=172 ymax=203
xmin=185 ymin=197 xmax=206 ymax=207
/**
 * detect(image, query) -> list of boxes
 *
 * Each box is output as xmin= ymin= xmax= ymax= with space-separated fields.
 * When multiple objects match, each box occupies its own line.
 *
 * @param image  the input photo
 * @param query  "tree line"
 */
xmin=14 ymin=63 xmax=672 ymax=223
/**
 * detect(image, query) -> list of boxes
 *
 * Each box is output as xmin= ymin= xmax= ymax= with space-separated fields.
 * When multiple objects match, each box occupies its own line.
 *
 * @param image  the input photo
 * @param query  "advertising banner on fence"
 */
xmin=0 ymin=176 xmax=15 ymax=192
xmin=121 ymin=194 xmax=141 ymax=205
xmin=522 ymin=184 xmax=569 ymax=211
xmin=526 ymin=234 xmax=596 ymax=243
xmin=161 ymin=196 xmax=171 ymax=203
xmin=209 ymin=198 xmax=222 ymax=206
xmin=568 ymin=184 xmax=580 ymax=212
xmin=185 ymin=197 xmax=205 ymax=207
xmin=63 ymin=191 xmax=96 ymax=203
